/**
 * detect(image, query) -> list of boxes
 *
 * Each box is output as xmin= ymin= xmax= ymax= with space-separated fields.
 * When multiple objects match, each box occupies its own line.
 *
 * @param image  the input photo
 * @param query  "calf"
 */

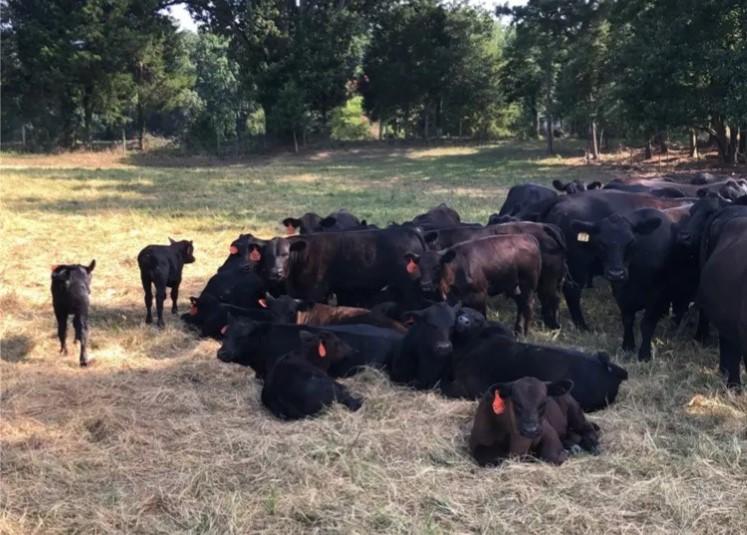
xmin=282 ymin=209 xmax=367 ymax=235
xmin=261 ymin=331 xmax=363 ymax=420
xmin=469 ymin=378 xmax=598 ymax=466
xmin=552 ymin=179 xmax=602 ymax=194
xmin=137 ymin=238 xmax=195 ymax=327
xmin=498 ymin=183 xmax=557 ymax=218
xmin=405 ymin=234 xmax=542 ymax=334
xmin=218 ymin=233 xmax=266 ymax=272
xmin=441 ymin=335 xmax=628 ymax=412
xmin=408 ymin=203 xmax=461 ymax=229
xmin=51 ymin=261 xmax=96 ymax=366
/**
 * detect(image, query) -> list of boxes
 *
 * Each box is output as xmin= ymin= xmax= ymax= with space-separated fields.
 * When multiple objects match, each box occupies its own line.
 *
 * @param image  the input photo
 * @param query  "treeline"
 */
xmin=2 ymin=1 xmax=746 ymax=163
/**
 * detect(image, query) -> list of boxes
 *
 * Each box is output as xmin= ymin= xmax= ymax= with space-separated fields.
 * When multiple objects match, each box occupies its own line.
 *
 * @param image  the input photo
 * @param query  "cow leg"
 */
xmin=562 ymin=280 xmax=588 ymax=331
xmin=141 ymin=273 xmax=153 ymax=324
xmin=514 ymin=290 xmax=534 ymax=336
xmin=73 ymin=313 xmax=90 ymax=366
xmin=719 ymin=336 xmax=742 ymax=388
xmin=154 ymin=280 xmax=167 ymax=328
xmin=621 ymin=309 xmax=636 ymax=352
xmin=170 ymin=282 xmax=180 ymax=314
xmin=638 ymin=296 xmax=669 ymax=362
xmin=334 ymin=383 xmax=362 ymax=412
xmin=694 ymin=309 xmax=710 ymax=345
xmin=55 ymin=310 xmax=68 ymax=355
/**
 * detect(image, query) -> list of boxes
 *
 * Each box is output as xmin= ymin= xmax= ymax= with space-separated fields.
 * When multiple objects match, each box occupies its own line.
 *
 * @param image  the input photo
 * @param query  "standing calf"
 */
xmin=51 ymin=261 xmax=95 ymax=366
xmin=137 ymin=238 xmax=195 ymax=327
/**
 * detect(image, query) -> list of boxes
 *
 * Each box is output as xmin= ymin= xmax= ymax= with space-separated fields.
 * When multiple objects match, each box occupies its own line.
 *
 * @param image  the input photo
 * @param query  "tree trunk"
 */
xmin=739 ymin=125 xmax=746 ymax=159
xmin=659 ymin=131 xmax=669 ymax=154
xmin=83 ymin=85 xmax=93 ymax=146
xmin=424 ymin=104 xmax=430 ymax=140
xmin=689 ymin=128 xmax=699 ymax=158
xmin=589 ymin=119 xmax=599 ymax=159
xmin=727 ymin=127 xmax=739 ymax=165
xmin=136 ymin=61 xmax=145 ymax=151
xmin=292 ymin=128 xmax=298 ymax=153
xmin=546 ymin=113 xmax=554 ymax=155
xmin=458 ymin=118 xmax=463 ymax=138
xmin=644 ymin=138 xmax=653 ymax=160
xmin=378 ymin=116 xmax=383 ymax=141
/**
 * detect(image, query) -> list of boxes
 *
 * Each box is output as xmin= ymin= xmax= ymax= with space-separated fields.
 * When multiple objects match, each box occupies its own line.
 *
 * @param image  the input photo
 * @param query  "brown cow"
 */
xmin=405 ymin=234 xmax=542 ymax=334
xmin=468 ymin=377 xmax=599 ymax=466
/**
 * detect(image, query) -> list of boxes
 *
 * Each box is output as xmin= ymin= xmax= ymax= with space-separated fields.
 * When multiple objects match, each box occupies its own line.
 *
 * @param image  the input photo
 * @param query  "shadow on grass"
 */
xmin=1 ymin=335 xmax=35 ymax=363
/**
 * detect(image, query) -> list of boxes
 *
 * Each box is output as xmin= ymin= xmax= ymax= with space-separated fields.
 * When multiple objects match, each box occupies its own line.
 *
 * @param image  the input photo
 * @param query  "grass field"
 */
xmin=1 ymin=141 xmax=746 ymax=534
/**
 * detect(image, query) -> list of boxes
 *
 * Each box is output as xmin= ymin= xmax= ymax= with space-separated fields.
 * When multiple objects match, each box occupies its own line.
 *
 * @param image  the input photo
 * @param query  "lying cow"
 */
xmin=51 ymin=261 xmax=96 ymax=366
xmin=137 ymin=238 xmax=195 ymax=327
xmin=407 ymin=203 xmax=461 ymax=229
xmin=282 ymin=209 xmax=367 ymax=235
xmin=469 ymin=377 xmax=600 ymax=466
xmin=261 ymin=331 xmax=363 ymax=420
xmin=404 ymin=234 xmax=542 ymax=334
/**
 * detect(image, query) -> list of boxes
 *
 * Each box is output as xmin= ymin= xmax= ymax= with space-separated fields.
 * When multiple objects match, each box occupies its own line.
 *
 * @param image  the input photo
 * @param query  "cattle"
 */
xmin=259 ymin=293 xmax=407 ymax=332
xmin=552 ymin=179 xmax=603 ymax=194
xmin=498 ymin=183 xmax=557 ymax=218
xmin=426 ymin=221 xmax=566 ymax=328
xmin=261 ymin=331 xmax=363 ymax=420
xmin=469 ymin=377 xmax=599 ymax=466
xmin=408 ymin=203 xmax=461 ymax=229
xmin=217 ymin=316 xmax=403 ymax=378
xmin=534 ymin=190 xmax=691 ymax=330
xmin=51 ymin=261 xmax=95 ymax=366
xmin=695 ymin=206 xmax=747 ymax=387
xmin=282 ymin=209 xmax=367 ymax=235
xmin=452 ymin=307 xmax=514 ymax=352
xmin=260 ymin=226 xmax=426 ymax=307
xmin=605 ymin=178 xmax=747 ymax=201
xmin=137 ymin=238 xmax=195 ymax=327
xmin=404 ymin=234 xmax=542 ymax=334
xmin=570 ymin=208 xmax=688 ymax=360
xmin=218 ymin=233 xmax=266 ymax=272
xmin=389 ymin=302 xmax=460 ymax=389
xmin=441 ymin=335 xmax=628 ymax=412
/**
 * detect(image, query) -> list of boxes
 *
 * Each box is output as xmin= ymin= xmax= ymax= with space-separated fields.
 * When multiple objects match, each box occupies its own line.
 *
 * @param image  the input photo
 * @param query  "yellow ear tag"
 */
xmin=577 ymin=232 xmax=590 ymax=243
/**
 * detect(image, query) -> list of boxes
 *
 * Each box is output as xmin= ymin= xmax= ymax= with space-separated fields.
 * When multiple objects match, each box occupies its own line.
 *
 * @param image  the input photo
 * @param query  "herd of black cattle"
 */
xmin=50 ymin=172 xmax=747 ymax=466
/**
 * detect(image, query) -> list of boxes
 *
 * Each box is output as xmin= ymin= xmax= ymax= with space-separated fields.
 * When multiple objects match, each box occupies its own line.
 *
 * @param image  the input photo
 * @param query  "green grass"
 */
xmin=1 ymin=141 xmax=745 ymax=534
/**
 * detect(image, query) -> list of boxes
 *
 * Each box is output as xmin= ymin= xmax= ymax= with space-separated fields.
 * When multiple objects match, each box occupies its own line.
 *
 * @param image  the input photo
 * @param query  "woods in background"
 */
xmin=2 ymin=0 xmax=746 ymax=162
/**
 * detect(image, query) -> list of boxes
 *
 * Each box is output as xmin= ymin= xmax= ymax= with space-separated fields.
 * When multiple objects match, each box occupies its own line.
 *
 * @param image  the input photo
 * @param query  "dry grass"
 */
xmin=1 ymin=142 xmax=746 ymax=534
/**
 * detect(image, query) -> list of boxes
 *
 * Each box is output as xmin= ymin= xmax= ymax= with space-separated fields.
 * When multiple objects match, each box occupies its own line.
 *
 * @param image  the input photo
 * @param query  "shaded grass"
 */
xmin=1 ymin=141 xmax=745 ymax=534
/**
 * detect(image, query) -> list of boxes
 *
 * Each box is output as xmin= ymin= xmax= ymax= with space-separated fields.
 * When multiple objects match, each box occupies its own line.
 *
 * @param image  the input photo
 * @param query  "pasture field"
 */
xmin=1 ymin=142 xmax=746 ymax=534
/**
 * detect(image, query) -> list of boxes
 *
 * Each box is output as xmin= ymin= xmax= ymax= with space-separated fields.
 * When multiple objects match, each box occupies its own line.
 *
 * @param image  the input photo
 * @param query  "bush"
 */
xmin=330 ymin=97 xmax=373 ymax=141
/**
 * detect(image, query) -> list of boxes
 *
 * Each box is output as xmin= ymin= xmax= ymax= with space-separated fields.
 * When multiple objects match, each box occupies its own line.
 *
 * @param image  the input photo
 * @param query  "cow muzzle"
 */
xmin=605 ymin=268 xmax=627 ymax=281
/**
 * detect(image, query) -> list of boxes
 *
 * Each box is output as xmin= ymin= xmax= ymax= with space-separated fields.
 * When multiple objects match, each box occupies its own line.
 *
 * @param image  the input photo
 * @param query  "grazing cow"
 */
xmin=261 ymin=331 xmax=363 ymax=420
xmin=469 ymin=378 xmax=598 ymax=466
xmin=552 ymin=179 xmax=603 ymax=194
xmin=570 ymin=208 xmax=686 ymax=360
xmin=51 ymin=261 xmax=95 ymax=366
xmin=389 ymin=302 xmax=460 ymax=389
xmin=441 ymin=335 xmax=628 ymax=412
xmin=137 ymin=238 xmax=195 ymax=327
xmin=408 ymin=203 xmax=461 ymax=229
xmin=259 ymin=294 xmax=407 ymax=332
xmin=282 ymin=209 xmax=367 ymax=235
xmin=697 ymin=210 xmax=747 ymax=387
xmin=534 ymin=190 xmax=691 ymax=330
xmin=260 ymin=226 xmax=426 ymax=307
xmin=217 ymin=316 xmax=403 ymax=378
xmin=498 ymin=183 xmax=557 ymax=218
xmin=404 ymin=234 xmax=542 ymax=334
xmin=426 ymin=221 xmax=566 ymax=328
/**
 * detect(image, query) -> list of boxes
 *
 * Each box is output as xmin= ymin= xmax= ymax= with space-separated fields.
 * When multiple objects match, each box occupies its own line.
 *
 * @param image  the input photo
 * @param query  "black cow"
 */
xmin=260 ymin=226 xmax=426 ymax=307
xmin=217 ymin=316 xmax=403 ymax=378
xmin=552 ymin=179 xmax=603 ymax=194
xmin=282 ymin=209 xmax=367 ymax=235
xmin=498 ymin=183 xmax=557 ymax=218
xmin=404 ymin=234 xmax=542 ymax=334
xmin=570 ymin=208 xmax=686 ymax=360
xmin=51 ymin=261 xmax=95 ymax=366
xmin=535 ymin=190 xmax=690 ymax=330
xmin=605 ymin=178 xmax=747 ymax=201
xmin=137 ymin=238 xmax=195 ymax=328
xmin=261 ymin=331 xmax=363 ymax=420
xmin=218 ymin=233 xmax=266 ymax=272
xmin=441 ymin=335 xmax=628 ymax=412
xmin=698 ymin=214 xmax=747 ymax=387
xmin=426 ymin=221 xmax=566 ymax=328
xmin=408 ymin=203 xmax=461 ymax=229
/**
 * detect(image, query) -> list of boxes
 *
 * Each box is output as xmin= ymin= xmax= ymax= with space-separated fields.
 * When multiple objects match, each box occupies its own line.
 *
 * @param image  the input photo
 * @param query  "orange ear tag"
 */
xmin=189 ymin=304 xmax=198 ymax=316
xmin=249 ymin=248 xmax=261 ymax=262
xmin=258 ymin=298 xmax=268 ymax=308
xmin=286 ymin=225 xmax=295 ymax=235
xmin=318 ymin=341 xmax=327 ymax=358
xmin=492 ymin=391 xmax=505 ymax=415
xmin=220 ymin=325 xmax=229 ymax=335
xmin=229 ymin=245 xmax=239 ymax=255
xmin=406 ymin=259 xmax=418 ymax=274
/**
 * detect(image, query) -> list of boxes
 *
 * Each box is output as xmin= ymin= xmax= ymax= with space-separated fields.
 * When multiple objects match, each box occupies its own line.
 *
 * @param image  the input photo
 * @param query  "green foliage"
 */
xmin=330 ymin=97 xmax=372 ymax=141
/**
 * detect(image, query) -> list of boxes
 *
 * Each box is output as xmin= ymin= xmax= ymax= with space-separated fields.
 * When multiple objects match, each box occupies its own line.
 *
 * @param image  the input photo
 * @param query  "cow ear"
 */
xmin=319 ymin=216 xmax=336 ymax=228
xmin=189 ymin=296 xmax=198 ymax=305
xmin=552 ymin=179 xmax=567 ymax=192
xmin=546 ymin=379 xmax=574 ymax=397
xmin=440 ymin=249 xmax=457 ymax=264
xmin=632 ymin=216 xmax=662 ymax=235
xmin=298 ymin=330 xmax=316 ymax=346
xmin=491 ymin=382 xmax=512 ymax=399
xmin=169 ymin=237 xmax=176 ymax=245
xmin=289 ymin=240 xmax=307 ymax=253
xmin=86 ymin=259 xmax=96 ymax=273
xmin=423 ymin=231 xmax=439 ymax=244
xmin=588 ymin=181 xmax=602 ymax=190
xmin=360 ymin=219 xmax=367 ymax=226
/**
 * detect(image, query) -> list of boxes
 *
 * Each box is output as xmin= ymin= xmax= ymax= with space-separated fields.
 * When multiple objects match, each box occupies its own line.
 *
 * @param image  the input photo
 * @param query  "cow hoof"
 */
xmin=157 ymin=321 xmax=165 ymax=329
xmin=60 ymin=347 xmax=68 ymax=355
xmin=569 ymin=444 xmax=584 ymax=455
xmin=80 ymin=359 xmax=95 ymax=368
xmin=145 ymin=317 xmax=153 ymax=325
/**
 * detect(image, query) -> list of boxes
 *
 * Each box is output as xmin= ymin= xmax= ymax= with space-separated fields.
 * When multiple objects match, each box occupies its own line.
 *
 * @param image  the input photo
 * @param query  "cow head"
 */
xmin=570 ymin=211 xmax=662 ymax=282
xmin=298 ymin=330 xmax=356 ymax=372
xmin=216 ymin=314 xmax=265 ymax=365
xmin=258 ymin=293 xmax=305 ymax=323
xmin=488 ymin=377 xmax=573 ymax=439
xmin=487 ymin=213 xmax=518 ymax=225
xmin=403 ymin=249 xmax=456 ymax=296
xmin=262 ymin=237 xmax=306 ymax=282
xmin=282 ymin=213 xmax=322 ymax=235
xmin=169 ymin=238 xmax=196 ymax=264
xmin=51 ymin=260 xmax=96 ymax=291
xmin=552 ymin=179 xmax=601 ymax=194
xmin=677 ymin=192 xmax=730 ymax=249
xmin=402 ymin=301 xmax=461 ymax=388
